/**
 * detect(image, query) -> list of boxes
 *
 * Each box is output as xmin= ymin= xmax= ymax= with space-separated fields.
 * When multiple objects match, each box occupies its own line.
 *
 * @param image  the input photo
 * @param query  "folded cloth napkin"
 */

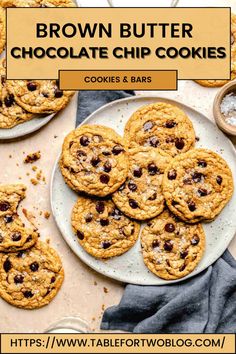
xmin=76 ymin=91 xmax=236 ymax=334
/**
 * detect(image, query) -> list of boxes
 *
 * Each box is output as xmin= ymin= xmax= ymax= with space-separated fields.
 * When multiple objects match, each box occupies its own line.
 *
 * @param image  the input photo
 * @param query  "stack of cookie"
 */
xmin=0 ymin=0 xmax=76 ymax=129
xmin=0 ymin=184 xmax=64 ymax=309
xmin=60 ymin=102 xmax=234 ymax=281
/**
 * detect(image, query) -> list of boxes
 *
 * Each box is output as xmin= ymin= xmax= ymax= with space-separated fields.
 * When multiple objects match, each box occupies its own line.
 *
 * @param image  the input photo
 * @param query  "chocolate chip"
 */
xmin=96 ymin=201 xmax=105 ymax=214
xmin=100 ymin=219 xmax=109 ymax=226
xmin=102 ymin=241 xmax=111 ymax=249
xmin=188 ymin=201 xmax=196 ymax=212
xmin=164 ymin=241 xmax=173 ymax=252
xmin=93 ymin=135 xmax=103 ymax=143
xmin=148 ymin=163 xmax=159 ymax=175
xmin=195 ymin=136 xmax=200 ymax=142
xmin=100 ymin=174 xmax=110 ymax=184
xmin=110 ymin=208 xmax=122 ymax=220
xmin=198 ymin=160 xmax=207 ymax=168
xmin=183 ymin=178 xmax=192 ymax=185
xmin=112 ymin=145 xmax=124 ymax=155
xmin=3 ymin=259 xmax=11 ymax=272
xmin=14 ymin=275 xmax=24 ymax=284
xmin=76 ymin=150 xmax=87 ymax=159
xmin=165 ymin=120 xmax=176 ymax=128
xmin=180 ymin=250 xmax=188 ymax=259
xmin=4 ymin=215 xmax=13 ymax=223
xmin=165 ymin=223 xmax=175 ymax=233
xmin=80 ymin=135 xmax=90 ymax=146
xmin=216 ymin=176 xmax=223 ymax=185
xmin=0 ymin=202 xmax=10 ymax=212
xmin=103 ymin=161 xmax=112 ymax=173
xmin=128 ymin=182 xmax=137 ymax=192
xmin=30 ymin=262 xmax=39 ymax=272
xmin=175 ymin=138 xmax=185 ymax=150
xmin=168 ymin=170 xmax=177 ymax=180
xmin=129 ymin=199 xmax=139 ymax=209
xmin=85 ymin=213 xmax=93 ymax=223
xmin=191 ymin=235 xmax=200 ymax=245
xmin=118 ymin=183 xmax=125 ymax=192
xmin=198 ymin=188 xmax=208 ymax=197
xmin=91 ymin=156 xmax=101 ymax=167
xmin=148 ymin=136 xmax=159 ymax=147
xmin=27 ymin=82 xmax=37 ymax=91
xmin=192 ymin=172 xmax=204 ymax=183
xmin=54 ymin=89 xmax=63 ymax=98
xmin=0 ymin=235 xmax=3 ymax=243
xmin=77 ymin=230 xmax=84 ymax=240
xmin=133 ymin=167 xmax=142 ymax=178
xmin=42 ymin=92 xmax=49 ymax=98
xmin=102 ymin=151 xmax=111 ymax=156
xmin=16 ymin=251 xmax=24 ymax=258
xmin=51 ymin=276 xmax=56 ymax=283
xmin=152 ymin=240 xmax=160 ymax=248
xmin=24 ymin=291 xmax=33 ymax=298
xmin=148 ymin=192 xmax=157 ymax=201
xmin=172 ymin=200 xmax=178 ymax=206
xmin=179 ymin=264 xmax=186 ymax=272
xmin=4 ymin=94 xmax=14 ymax=107
xmin=12 ymin=232 xmax=21 ymax=242
xmin=143 ymin=121 xmax=154 ymax=131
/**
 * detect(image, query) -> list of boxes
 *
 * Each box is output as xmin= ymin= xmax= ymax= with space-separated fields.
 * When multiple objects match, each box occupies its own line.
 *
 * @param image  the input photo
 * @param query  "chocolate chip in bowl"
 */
xmin=213 ymin=80 xmax=236 ymax=136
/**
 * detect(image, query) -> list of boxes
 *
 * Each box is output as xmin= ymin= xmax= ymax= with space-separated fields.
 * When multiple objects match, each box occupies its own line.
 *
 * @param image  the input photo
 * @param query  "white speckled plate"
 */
xmin=51 ymin=95 xmax=236 ymax=285
xmin=0 ymin=113 xmax=56 ymax=140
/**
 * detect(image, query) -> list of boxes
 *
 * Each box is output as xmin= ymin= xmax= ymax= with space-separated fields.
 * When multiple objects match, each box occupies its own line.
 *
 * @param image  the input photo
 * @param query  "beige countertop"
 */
xmin=0 ymin=81 xmax=235 ymax=333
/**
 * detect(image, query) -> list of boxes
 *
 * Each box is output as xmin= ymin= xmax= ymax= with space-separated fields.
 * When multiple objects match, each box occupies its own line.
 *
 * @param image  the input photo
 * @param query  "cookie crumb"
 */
xmin=44 ymin=211 xmax=51 ymax=219
xmin=9 ymin=155 xmax=12 ymax=158
xmin=101 ymin=304 xmax=105 ymax=311
xmin=32 ymin=166 xmax=37 ymax=172
xmin=30 ymin=178 xmax=38 ymax=186
xmin=103 ymin=287 xmax=108 ymax=294
xmin=24 ymin=151 xmax=41 ymax=164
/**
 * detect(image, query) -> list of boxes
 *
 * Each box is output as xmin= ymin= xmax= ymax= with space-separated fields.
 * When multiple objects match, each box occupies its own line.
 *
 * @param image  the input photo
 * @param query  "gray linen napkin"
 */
xmin=76 ymin=91 xmax=236 ymax=334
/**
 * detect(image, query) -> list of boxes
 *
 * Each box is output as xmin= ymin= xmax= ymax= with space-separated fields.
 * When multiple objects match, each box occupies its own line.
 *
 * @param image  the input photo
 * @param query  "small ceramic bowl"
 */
xmin=213 ymin=80 xmax=236 ymax=136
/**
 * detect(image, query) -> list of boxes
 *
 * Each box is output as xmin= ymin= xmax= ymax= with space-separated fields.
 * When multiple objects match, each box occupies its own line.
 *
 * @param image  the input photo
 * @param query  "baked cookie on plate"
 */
xmin=162 ymin=149 xmax=234 ymax=223
xmin=60 ymin=125 xmax=129 ymax=197
xmin=0 ymin=241 xmax=64 ymax=309
xmin=124 ymin=102 xmax=195 ymax=157
xmin=112 ymin=146 xmax=172 ymax=220
xmin=141 ymin=209 xmax=205 ymax=280
xmin=71 ymin=195 xmax=140 ymax=259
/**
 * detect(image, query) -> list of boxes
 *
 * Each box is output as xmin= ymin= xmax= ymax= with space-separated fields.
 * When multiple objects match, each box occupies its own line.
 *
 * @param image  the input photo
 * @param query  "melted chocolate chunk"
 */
xmin=27 ymin=82 xmax=37 ymax=91
xmin=96 ymin=201 xmax=105 ymax=214
xmin=198 ymin=160 xmax=207 ymax=168
xmin=110 ymin=208 xmax=122 ymax=220
xmin=175 ymin=138 xmax=185 ymax=150
xmin=148 ymin=136 xmax=159 ymax=147
xmin=148 ymin=163 xmax=159 ymax=175
xmin=14 ymin=274 xmax=24 ymax=284
xmin=164 ymin=241 xmax=173 ymax=252
xmin=100 ymin=219 xmax=109 ymax=226
xmin=24 ymin=290 xmax=34 ymax=298
xmin=51 ymin=276 xmax=56 ymax=283
xmin=165 ymin=223 xmax=175 ymax=233
xmin=118 ymin=183 xmax=125 ymax=192
xmin=80 ymin=135 xmax=90 ymax=146
xmin=103 ymin=161 xmax=112 ymax=173
xmin=183 ymin=178 xmax=192 ymax=185
xmin=152 ymin=240 xmax=160 ymax=248
xmin=102 ymin=151 xmax=111 ymax=156
xmin=129 ymin=199 xmax=139 ymax=209
xmin=216 ymin=176 xmax=223 ymax=185
xmin=180 ymin=250 xmax=188 ymax=259
xmin=128 ymin=181 xmax=137 ymax=192
xmin=12 ymin=232 xmax=21 ymax=242
xmin=112 ymin=145 xmax=124 ymax=155
xmin=165 ymin=120 xmax=176 ymax=128
xmin=143 ymin=121 xmax=154 ymax=131
xmin=30 ymin=262 xmax=39 ymax=272
xmin=0 ymin=202 xmax=10 ymax=212
xmin=54 ymin=89 xmax=63 ymax=98
xmin=77 ymin=230 xmax=84 ymax=240
xmin=91 ymin=156 xmax=101 ymax=167
xmin=133 ymin=167 xmax=142 ymax=178
xmin=102 ymin=241 xmax=111 ymax=249
xmin=168 ymin=170 xmax=177 ymax=180
xmin=4 ymin=215 xmax=13 ymax=223
xmin=100 ymin=174 xmax=110 ymax=184
xmin=3 ymin=259 xmax=11 ymax=272
xmin=191 ymin=235 xmax=200 ymax=245
xmin=188 ymin=201 xmax=196 ymax=212
xmin=179 ymin=264 xmax=186 ymax=272
xmin=4 ymin=94 xmax=14 ymax=107
xmin=76 ymin=150 xmax=87 ymax=159
xmin=148 ymin=192 xmax=157 ymax=201
xmin=192 ymin=172 xmax=204 ymax=183
xmin=85 ymin=213 xmax=93 ymax=223
xmin=198 ymin=188 xmax=208 ymax=197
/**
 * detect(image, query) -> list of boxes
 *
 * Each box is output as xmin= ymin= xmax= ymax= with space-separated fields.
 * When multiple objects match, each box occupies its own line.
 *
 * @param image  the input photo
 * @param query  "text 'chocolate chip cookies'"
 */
xmin=141 ymin=209 xmax=205 ymax=280
xmin=71 ymin=195 xmax=140 ymax=259
xmin=60 ymin=125 xmax=129 ymax=197
xmin=124 ymin=102 xmax=195 ymax=157
xmin=113 ymin=146 xmax=172 ymax=220
xmin=163 ymin=149 xmax=234 ymax=223
xmin=0 ymin=241 xmax=64 ymax=309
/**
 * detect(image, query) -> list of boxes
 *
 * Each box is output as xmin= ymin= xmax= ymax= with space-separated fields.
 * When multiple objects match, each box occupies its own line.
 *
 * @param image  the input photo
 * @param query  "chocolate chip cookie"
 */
xmin=0 ymin=59 xmax=34 ymax=129
xmin=0 ymin=184 xmax=38 ymax=252
xmin=0 ymin=241 xmax=64 ymax=309
xmin=124 ymin=102 xmax=195 ymax=157
xmin=60 ymin=125 xmax=129 ymax=197
xmin=141 ymin=209 xmax=205 ymax=280
xmin=162 ymin=149 xmax=234 ymax=223
xmin=0 ymin=7 xmax=5 ymax=55
xmin=6 ymin=80 xmax=74 ymax=114
xmin=112 ymin=147 xmax=172 ymax=220
xmin=71 ymin=195 xmax=140 ymax=259
xmin=195 ymin=15 xmax=236 ymax=88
